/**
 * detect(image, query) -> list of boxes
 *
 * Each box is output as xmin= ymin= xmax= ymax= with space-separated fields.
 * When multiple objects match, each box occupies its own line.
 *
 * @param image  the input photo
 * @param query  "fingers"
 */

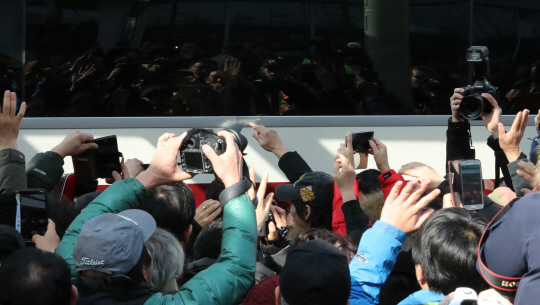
xmin=347 ymin=131 xmax=352 ymax=148
xmin=497 ymin=122 xmax=506 ymax=139
xmin=521 ymin=188 xmax=532 ymax=195
xmin=510 ymin=111 xmax=523 ymax=134
xmin=333 ymin=161 xmax=340 ymax=177
xmin=2 ymin=91 xmax=10 ymax=115
xmin=202 ymin=143 xmax=220 ymax=164
xmin=396 ymin=180 xmax=420 ymax=203
xmin=481 ymin=93 xmax=499 ymax=109
xmin=258 ymin=173 xmax=269 ymax=201
xmin=217 ymin=130 xmax=239 ymax=155
xmin=252 ymin=133 xmax=265 ymax=146
xmin=208 ymin=204 xmax=222 ymax=219
xmin=9 ymin=92 xmax=16 ymax=117
xmin=248 ymin=168 xmax=256 ymax=200
xmin=416 ymin=187 xmax=441 ymax=210
xmin=517 ymin=170 xmax=534 ymax=184
xmin=454 ymin=87 xmax=465 ymax=93
xmin=45 ymin=218 xmax=56 ymax=235
xmin=368 ymin=139 xmax=378 ymax=153
xmin=79 ymin=132 xmax=95 ymax=143
xmin=112 ymin=171 xmax=122 ymax=182
xmin=386 ymin=181 xmax=403 ymax=204
xmin=17 ymin=102 xmax=26 ymax=119
xmin=120 ymin=159 xmax=129 ymax=178
xmin=157 ymin=132 xmax=176 ymax=147
xmin=414 ymin=209 xmax=435 ymax=231
xmin=336 ymin=153 xmax=350 ymax=167
xmin=442 ymin=193 xmax=454 ymax=209
xmin=263 ymin=193 xmax=274 ymax=214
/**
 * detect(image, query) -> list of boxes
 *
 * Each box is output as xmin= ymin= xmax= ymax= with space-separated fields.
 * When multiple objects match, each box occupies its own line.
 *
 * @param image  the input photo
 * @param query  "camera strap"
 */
xmin=219 ymin=177 xmax=254 ymax=208
xmin=477 ymin=197 xmax=520 ymax=295
xmin=468 ymin=129 xmax=476 ymax=159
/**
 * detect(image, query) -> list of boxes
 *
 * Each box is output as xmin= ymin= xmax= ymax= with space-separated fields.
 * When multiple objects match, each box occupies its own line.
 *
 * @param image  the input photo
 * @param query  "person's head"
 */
xmin=190 ymin=59 xmax=218 ymax=79
xmin=205 ymin=178 xmax=225 ymax=201
xmin=412 ymin=208 xmax=489 ymax=295
xmin=359 ymin=190 xmax=384 ymax=223
xmin=0 ymin=224 xmax=25 ymax=266
xmin=356 ymin=169 xmax=382 ymax=200
xmin=140 ymin=182 xmax=195 ymax=242
xmin=73 ymin=210 xmax=156 ymax=293
xmin=275 ymin=172 xmax=334 ymax=231
xmin=193 ymin=219 xmax=223 ymax=260
xmin=411 ymin=66 xmax=436 ymax=90
xmin=145 ymin=228 xmax=184 ymax=294
xmin=261 ymin=59 xmax=286 ymax=81
xmin=277 ymin=239 xmax=351 ymax=305
xmin=0 ymin=248 xmax=77 ymax=305
xmin=206 ymin=70 xmax=227 ymax=91
xmin=505 ymin=78 xmax=530 ymax=102
xmin=292 ymin=228 xmax=357 ymax=261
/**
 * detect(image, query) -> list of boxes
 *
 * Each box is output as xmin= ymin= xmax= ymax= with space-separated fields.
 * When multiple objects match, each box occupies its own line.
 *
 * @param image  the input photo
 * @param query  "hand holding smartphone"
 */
xmin=346 ymin=131 xmax=374 ymax=153
xmin=72 ymin=135 xmax=122 ymax=180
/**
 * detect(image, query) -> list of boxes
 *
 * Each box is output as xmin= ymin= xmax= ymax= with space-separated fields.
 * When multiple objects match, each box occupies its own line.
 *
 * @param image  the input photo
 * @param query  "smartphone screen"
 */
xmin=349 ymin=132 xmax=374 ymax=152
xmin=459 ymin=160 xmax=484 ymax=210
xmin=19 ymin=190 xmax=48 ymax=242
xmin=94 ymin=136 xmax=121 ymax=178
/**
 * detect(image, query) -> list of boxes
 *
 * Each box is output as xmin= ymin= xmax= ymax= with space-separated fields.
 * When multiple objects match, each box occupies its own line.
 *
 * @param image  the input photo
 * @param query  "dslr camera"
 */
xmin=459 ymin=46 xmax=499 ymax=120
xmin=179 ymin=124 xmax=247 ymax=174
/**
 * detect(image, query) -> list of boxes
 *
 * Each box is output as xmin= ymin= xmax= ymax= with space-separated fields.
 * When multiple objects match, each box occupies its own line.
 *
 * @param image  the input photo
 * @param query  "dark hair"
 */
xmin=205 ymin=179 xmax=225 ymax=201
xmin=139 ymin=182 xmax=195 ymax=238
xmin=292 ymin=199 xmax=333 ymax=231
xmin=193 ymin=220 xmax=223 ymax=260
xmin=47 ymin=200 xmax=77 ymax=239
xmin=0 ymin=248 xmax=72 ymax=305
xmin=412 ymin=208 xmax=489 ymax=295
xmin=292 ymin=228 xmax=357 ymax=261
xmin=191 ymin=58 xmax=218 ymax=67
xmin=356 ymin=169 xmax=382 ymax=195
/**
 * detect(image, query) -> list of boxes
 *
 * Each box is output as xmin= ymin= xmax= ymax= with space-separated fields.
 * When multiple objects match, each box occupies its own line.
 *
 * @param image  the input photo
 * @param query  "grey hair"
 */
xmin=145 ymin=228 xmax=184 ymax=294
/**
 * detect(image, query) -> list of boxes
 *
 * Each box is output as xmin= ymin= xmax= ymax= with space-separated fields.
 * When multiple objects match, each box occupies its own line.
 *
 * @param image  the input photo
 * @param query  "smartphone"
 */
xmin=19 ymin=189 xmax=48 ymax=244
xmin=459 ymin=159 xmax=484 ymax=210
xmin=348 ymin=131 xmax=374 ymax=152
xmin=72 ymin=135 xmax=121 ymax=180
xmin=0 ymin=189 xmax=47 ymax=245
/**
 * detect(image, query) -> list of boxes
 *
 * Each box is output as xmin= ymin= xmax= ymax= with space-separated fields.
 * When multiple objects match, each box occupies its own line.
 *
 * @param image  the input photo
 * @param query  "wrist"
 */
xmin=377 ymin=163 xmax=391 ymax=173
xmin=223 ymin=175 xmax=242 ymax=188
xmin=273 ymin=146 xmax=290 ymax=159
xmin=50 ymin=146 xmax=67 ymax=158
xmin=0 ymin=140 xmax=17 ymax=151
xmin=504 ymin=149 xmax=522 ymax=162
xmin=340 ymin=188 xmax=356 ymax=202
xmin=452 ymin=115 xmax=463 ymax=123
xmin=135 ymin=170 xmax=161 ymax=190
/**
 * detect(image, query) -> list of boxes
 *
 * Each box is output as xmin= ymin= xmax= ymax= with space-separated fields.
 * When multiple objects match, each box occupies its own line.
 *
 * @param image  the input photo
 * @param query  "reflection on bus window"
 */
xmin=16 ymin=1 xmax=540 ymax=117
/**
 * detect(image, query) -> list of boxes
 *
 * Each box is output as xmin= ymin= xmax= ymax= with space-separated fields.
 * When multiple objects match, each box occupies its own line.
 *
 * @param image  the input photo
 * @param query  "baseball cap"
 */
xmin=275 ymin=172 xmax=334 ymax=207
xmin=262 ymin=59 xmax=280 ymax=68
xmin=73 ymin=210 xmax=156 ymax=276
xmin=279 ymin=239 xmax=351 ymax=305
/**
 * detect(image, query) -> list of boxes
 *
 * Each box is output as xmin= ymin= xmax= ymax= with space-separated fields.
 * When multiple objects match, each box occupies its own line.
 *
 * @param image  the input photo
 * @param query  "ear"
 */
xmin=415 ymin=264 xmax=428 ymax=289
xmin=304 ymin=205 xmax=312 ymax=222
xmin=275 ymin=286 xmax=281 ymax=305
xmin=182 ymin=224 xmax=193 ymax=243
xmin=70 ymin=285 xmax=78 ymax=305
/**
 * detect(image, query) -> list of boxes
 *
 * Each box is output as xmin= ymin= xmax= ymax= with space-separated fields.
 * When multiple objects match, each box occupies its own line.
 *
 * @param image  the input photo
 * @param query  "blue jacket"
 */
xmin=349 ymin=221 xmax=444 ymax=305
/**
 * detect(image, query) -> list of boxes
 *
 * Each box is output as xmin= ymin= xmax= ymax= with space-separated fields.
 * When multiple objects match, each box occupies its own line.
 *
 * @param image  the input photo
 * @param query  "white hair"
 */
xmin=145 ymin=228 xmax=184 ymax=294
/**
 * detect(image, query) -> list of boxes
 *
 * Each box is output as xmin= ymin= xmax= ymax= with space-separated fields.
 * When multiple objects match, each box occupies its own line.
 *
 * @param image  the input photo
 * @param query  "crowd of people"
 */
xmin=2 ymin=39 xmax=539 ymax=117
xmin=1 ymin=82 xmax=540 ymax=305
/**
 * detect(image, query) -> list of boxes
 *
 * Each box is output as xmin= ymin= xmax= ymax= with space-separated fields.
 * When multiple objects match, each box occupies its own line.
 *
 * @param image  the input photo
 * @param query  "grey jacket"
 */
xmin=0 ymin=148 xmax=26 ymax=193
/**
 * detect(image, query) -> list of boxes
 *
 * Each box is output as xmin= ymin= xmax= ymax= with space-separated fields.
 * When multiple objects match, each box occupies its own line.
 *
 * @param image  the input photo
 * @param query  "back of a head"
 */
xmin=359 ymin=190 xmax=384 ymax=222
xmin=145 ymin=228 xmax=184 ymax=294
xmin=292 ymin=228 xmax=357 ymax=261
xmin=356 ymin=169 xmax=382 ymax=196
xmin=0 ymin=225 xmax=25 ymax=265
xmin=412 ymin=208 xmax=489 ymax=295
xmin=140 ymin=182 xmax=195 ymax=238
xmin=0 ymin=248 xmax=72 ymax=305
xmin=280 ymin=239 xmax=350 ymax=305
xmin=193 ymin=219 xmax=223 ymax=260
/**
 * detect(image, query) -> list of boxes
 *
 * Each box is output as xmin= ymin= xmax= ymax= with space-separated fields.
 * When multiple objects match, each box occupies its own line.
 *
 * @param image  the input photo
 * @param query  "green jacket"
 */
xmin=56 ymin=178 xmax=257 ymax=305
xmin=0 ymin=148 xmax=26 ymax=193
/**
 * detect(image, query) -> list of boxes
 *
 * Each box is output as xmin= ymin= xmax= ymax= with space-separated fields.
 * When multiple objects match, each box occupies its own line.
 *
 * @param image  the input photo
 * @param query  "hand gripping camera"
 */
xmin=459 ymin=46 xmax=499 ymax=120
xmin=179 ymin=123 xmax=247 ymax=174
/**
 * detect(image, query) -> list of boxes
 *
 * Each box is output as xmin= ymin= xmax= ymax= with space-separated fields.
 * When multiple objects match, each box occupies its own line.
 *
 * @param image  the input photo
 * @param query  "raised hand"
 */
xmin=223 ymin=58 xmax=242 ymax=87
xmin=398 ymin=162 xmax=444 ymax=191
xmin=368 ymin=138 xmax=390 ymax=173
xmin=202 ymin=130 xmax=243 ymax=188
xmin=337 ymin=131 xmax=355 ymax=168
xmin=0 ymin=91 xmax=26 ymax=150
xmin=498 ymin=110 xmax=529 ymax=162
xmin=380 ymin=180 xmax=440 ymax=234
xmin=50 ymin=131 xmax=98 ymax=158
xmin=32 ymin=219 xmax=60 ymax=253
xmin=517 ymin=160 xmax=539 ymax=188
xmin=450 ymin=88 xmax=465 ymax=122
xmin=136 ymin=132 xmax=194 ymax=190
xmin=194 ymin=199 xmax=222 ymax=228
xmin=333 ymin=153 xmax=357 ymax=202
xmin=480 ymin=93 xmax=502 ymax=138
xmin=249 ymin=122 xmax=290 ymax=158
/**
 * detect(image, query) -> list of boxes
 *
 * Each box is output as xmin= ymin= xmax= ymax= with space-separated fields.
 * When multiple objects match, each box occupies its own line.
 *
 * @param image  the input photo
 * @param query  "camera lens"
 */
xmin=460 ymin=95 xmax=483 ymax=120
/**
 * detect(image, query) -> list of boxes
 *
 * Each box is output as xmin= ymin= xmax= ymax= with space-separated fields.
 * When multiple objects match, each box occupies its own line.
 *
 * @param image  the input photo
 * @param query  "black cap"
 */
xmin=262 ymin=59 xmax=280 ymax=68
xmin=279 ymin=239 xmax=351 ymax=305
xmin=275 ymin=171 xmax=334 ymax=207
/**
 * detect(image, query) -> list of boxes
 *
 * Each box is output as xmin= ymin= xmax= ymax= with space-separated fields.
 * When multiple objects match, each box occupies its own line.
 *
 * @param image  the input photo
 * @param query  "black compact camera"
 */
xmin=179 ymin=124 xmax=247 ymax=174
xmin=459 ymin=46 xmax=499 ymax=120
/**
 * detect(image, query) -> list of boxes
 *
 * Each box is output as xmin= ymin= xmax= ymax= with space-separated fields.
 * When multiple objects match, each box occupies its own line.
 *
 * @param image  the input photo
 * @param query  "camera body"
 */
xmin=459 ymin=46 xmax=499 ymax=120
xmin=459 ymin=79 xmax=499 ymax=120
xmin=180 ymin=129 xmax=226 ymax=174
